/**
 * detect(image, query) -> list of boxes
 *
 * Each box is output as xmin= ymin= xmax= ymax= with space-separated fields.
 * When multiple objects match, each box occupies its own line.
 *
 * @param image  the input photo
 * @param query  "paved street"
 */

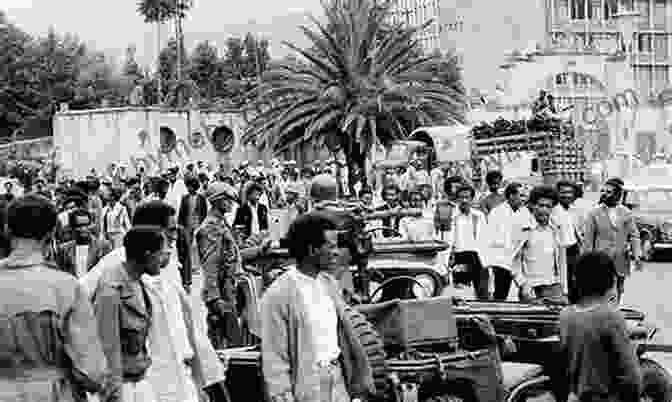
xmin=622 ymin=260 xmax=672 ymax=371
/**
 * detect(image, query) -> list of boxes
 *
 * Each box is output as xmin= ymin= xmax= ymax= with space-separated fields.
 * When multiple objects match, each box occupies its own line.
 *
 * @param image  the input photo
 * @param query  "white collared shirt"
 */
xmin=449 ymin=208 xmax=486 ymax=253
xmin=290 ymin=269 xmax=340 ymax=363
xmin=512 ymin=209 xmax=562 ymax=288
xmin=483 ymin=202 xmax=524 ymax=268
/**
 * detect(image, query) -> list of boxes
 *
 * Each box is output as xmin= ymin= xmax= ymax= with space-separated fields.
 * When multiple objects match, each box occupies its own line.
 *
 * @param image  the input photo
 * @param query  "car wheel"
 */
xmin=341 ymin=305 xmax=389 ymax=396
xmin=640 ymin=358 xmax=672 ymax=402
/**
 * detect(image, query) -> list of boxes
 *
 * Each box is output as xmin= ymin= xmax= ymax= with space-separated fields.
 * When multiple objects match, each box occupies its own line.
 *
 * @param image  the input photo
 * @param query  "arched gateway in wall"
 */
xmin=503 ymin=54 xmax=617 ymax=160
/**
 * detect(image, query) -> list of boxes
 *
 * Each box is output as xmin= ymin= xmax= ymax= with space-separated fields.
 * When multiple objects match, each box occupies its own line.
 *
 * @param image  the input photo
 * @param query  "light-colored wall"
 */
xmin=54 ymin=107 xmax=252 ymax=179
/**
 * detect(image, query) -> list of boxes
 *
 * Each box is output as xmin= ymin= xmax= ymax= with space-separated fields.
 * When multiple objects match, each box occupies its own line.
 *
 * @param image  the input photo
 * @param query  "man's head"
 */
xmin=485 ymin=171 xmax=503 ymax=193
xmin=601 ymin=178 xmax=624 ymax=207
xmin=126 ymin=177 xmax=142 ymax=199
xmin=153 ymin=177 xmax=170 ymax=200
xmin=574 ymin=251 xmax=617 ymax=301
xmin=123 ymin=225 xmax=167 ymax=277
xmin=455 ymin=184 xmax=475 ymax=213
xmin=205 ymin=182 xmax=239 ymax=214
xmin=504 ymin=182 xmax=524 ymax=211
xmin=132 ymin=201 xmax=177 ymax=268
xmin=256 ymin=175 xmax=269 ymax=190
xmin=310 ymin=174 xmax=339 ymax=202
xmin=528 ymin=185 xmax=558 ymax=226
xmin=443 ymin=176 xmax=464 ymax=201
xmin=556 ymin=180 xmax=577 ymax=208
xmin=409 ymin=188 xmax=424 ymax=209
xmin=7 ymin=194 xmax=57 ymax=242
xmin=68 ymin=208 xmax=96 ymax=240
xmin=381 ymin=184 xmax=400 ymax=207
xmin=246 ymin=182 xmax=263 ymax=205
xmin=359 ymin=187 xmax=373 ymax=206
xmin=197 ymin=172 xmax=210 ymax=189
xmin=185 ymin=176 xmax=200 ymax=194
xmin=285 ymin=212 xmax=339 ymax=271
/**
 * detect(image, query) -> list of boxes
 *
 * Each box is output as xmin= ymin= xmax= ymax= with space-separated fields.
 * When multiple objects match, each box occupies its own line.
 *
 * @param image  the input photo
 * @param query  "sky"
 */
xmin=3 ymin=0 xmax=323 ymax=66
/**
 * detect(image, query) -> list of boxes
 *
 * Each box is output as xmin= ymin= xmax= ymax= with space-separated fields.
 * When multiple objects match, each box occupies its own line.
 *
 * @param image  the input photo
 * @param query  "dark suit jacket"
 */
xmin=582 ymin=205 xmax=641 ymax=276
xmin=178 ymin=193 xmax=208 ymax=230
xmin=233 ymin=203 xmax=269 ymax=238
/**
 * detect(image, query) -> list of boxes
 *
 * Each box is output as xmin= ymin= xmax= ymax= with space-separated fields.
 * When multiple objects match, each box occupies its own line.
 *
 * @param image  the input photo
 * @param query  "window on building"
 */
xmin=653 ymin=66 xmax=669 ymax=95
xmin=636 ymin=66 xmax=653 ymax=98
xmin=638 ymin=33 xmax=653 ymax=52
xmin=654 ymin=0 xmax=666 ymax=29
xmin=637 ymin=0 xmax=651 ymax=29
xmin=654 ymin=35 xmax=668 ymax=61
xmin=571 ymin=0 xmax=593 ymax=19
xmin=558 ymin=0 xmax=570 ymax=20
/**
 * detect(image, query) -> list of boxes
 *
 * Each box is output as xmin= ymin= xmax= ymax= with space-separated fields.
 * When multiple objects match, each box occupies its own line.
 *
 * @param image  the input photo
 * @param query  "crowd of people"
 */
xmin=0 ymin=155 xmax=646 ymax=402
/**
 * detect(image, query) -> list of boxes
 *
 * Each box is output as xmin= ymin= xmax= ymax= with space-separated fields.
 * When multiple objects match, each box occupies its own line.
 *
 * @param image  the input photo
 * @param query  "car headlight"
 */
xmin=412 ymin=274 xmax=436 ymax=299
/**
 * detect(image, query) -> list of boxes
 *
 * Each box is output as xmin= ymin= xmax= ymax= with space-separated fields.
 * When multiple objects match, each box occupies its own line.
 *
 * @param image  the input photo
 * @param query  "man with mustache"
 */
xmin=583 ymin=178 xmax=642 ymax=304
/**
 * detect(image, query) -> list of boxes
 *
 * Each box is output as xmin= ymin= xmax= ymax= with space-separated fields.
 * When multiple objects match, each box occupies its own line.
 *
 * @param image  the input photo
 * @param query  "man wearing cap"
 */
xmin=195 ymin=181 xmax=246 ymax=348
xmin=583 ymin=178 xmax=642 ymax=303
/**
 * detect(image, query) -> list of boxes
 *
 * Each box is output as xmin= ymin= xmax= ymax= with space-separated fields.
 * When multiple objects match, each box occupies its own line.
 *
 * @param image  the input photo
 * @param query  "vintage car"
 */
xmin=622 ymin=183 xmax=672 ymax=261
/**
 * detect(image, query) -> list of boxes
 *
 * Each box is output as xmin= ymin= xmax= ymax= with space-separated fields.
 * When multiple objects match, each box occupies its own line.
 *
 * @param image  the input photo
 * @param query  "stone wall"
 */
xmin=53 ymin=107 xmax=251 ymax=179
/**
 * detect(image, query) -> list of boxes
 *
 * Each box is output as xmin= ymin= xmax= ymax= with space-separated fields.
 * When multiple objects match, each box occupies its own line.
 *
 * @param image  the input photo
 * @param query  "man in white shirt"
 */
xmin=447 ymin=184 xmax=489 ymax=299
xmin=510 ymin=186 xmax=567 ymax=304
xmin=552 ymin=180 xmax=585 ymax=303
xmin=484 ymin=182 xmax=526 ymax=300
xmin=398 ymin=188 xmax=435 ymax=242
xmin=261 ymin=213 xmax=373 ymax=402
xmin=81 ymin=201 xmax=228 ymax=402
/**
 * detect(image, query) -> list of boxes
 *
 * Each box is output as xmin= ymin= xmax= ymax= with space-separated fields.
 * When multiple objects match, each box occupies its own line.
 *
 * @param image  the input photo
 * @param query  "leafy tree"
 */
xmin=244 ymin=0 xmax=466 ymax=191
xmin=242 ymin=33 xmax=270 ymax=77
xmin=137 ymin=0 xmax=191 ymax=23
xmin=122 ymin=44 xmax=143 ymax=83
xmin=188 ymin=40 xmax=222 ymax=102
xmin=223 ymin=37 xmax=245 ymax=79
xmin=0 ymin=12 xmax=126 ymax=139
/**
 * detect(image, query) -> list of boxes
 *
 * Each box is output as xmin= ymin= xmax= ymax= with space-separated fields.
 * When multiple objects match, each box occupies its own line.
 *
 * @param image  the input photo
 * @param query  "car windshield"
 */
xmin=626 ymin=190 xmax=672 ymax=209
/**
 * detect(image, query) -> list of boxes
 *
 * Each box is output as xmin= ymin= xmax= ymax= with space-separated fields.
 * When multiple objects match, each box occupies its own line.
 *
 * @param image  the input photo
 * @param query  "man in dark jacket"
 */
xmin=178 ymin=176 xmax=208 ymax=235
xmin=234 ymin=182 xmax=269 ymax=239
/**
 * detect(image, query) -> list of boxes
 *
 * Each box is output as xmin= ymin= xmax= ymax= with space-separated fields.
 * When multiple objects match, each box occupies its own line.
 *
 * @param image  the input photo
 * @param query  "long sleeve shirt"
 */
xmin=511 ymin=208 xmax=567 ymax=290
xmin=447 ymin=208 xmax=486 ymax=254
xmin=483 ymin=202 xmax=523 ymax=269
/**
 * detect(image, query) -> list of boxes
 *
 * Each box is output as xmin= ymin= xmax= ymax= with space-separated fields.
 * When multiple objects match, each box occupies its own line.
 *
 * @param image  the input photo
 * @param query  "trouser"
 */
xmin=206 ymin=277 xmax=242 ymax=349
xmin=317 ymin=359 xmax=351 ymax=402
xmin=566 ymin=244 xmax=580 ymax=304
xmin=491 ymin=266 xmax=513 ymax=301
xmin=453 ymin=251 xmax=490 ymax=300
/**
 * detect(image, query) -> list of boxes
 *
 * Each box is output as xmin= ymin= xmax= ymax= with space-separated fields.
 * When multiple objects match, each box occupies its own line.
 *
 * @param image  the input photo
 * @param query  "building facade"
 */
xmin=390 ymin=0 xmax=672 ymax=167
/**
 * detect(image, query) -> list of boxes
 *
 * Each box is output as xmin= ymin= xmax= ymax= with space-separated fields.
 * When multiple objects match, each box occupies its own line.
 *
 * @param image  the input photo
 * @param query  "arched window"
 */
xmin=159 ymin=127 xmax=177 ymax=154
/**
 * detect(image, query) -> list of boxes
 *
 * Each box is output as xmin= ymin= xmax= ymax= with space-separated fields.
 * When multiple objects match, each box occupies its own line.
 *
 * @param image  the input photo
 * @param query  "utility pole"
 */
xmin=255 ymin=34 xmax=263 ymax=103
xmin=157 ymin=22 xmax=163 ymax=105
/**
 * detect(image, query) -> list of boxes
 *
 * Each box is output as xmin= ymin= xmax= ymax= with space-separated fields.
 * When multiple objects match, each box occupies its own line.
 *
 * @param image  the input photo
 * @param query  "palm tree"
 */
xmin=137 ymin=0 xmax=192 ymax=104
xmin=244 ymin=0 xmax=466 ymax=191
